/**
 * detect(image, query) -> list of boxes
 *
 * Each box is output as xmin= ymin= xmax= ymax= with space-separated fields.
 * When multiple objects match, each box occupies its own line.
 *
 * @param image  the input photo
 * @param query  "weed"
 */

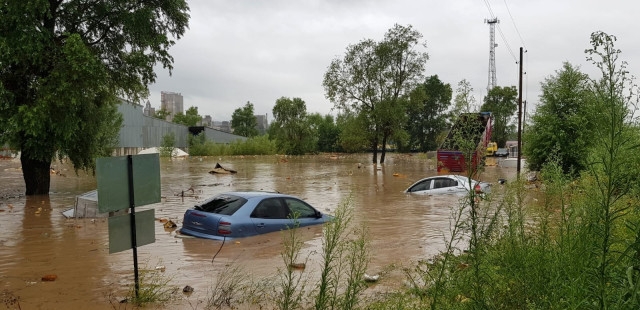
xmin=124 ymin=259 xmax=177 ymax=307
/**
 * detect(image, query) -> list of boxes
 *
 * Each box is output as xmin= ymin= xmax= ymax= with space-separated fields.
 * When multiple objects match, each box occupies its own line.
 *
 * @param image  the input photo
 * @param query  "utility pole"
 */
xmin=485 ymin=18 xmax=499 ymax=92
xmin=517 ymin=47 xmax=523 ymax=177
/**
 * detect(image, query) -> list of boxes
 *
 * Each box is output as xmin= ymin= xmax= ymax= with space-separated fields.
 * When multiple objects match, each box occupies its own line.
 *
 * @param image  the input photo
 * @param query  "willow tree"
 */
xmin=0 ymin=1 xmax=190 ymax=195
xmin=323 ymin=24 xmax=428 ymax=164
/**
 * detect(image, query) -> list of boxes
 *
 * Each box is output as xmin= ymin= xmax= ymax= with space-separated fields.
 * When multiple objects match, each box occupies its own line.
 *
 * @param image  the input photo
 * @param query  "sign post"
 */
xmin=97 ymin=153 xmax=161 ymax=298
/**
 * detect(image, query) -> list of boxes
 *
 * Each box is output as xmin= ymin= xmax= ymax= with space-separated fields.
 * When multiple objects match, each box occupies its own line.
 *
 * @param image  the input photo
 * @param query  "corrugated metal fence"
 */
xmin=114 ymin=100 xmax=247 ymax=156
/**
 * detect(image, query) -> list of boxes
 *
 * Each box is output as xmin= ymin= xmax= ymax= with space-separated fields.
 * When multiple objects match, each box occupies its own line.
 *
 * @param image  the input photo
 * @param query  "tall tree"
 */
xmin=0 ymin=1 xmax=190 ymax=195
xmin=450 ymin=79 xmax=477 ymax=124
xmin=524 ymin=62 xmax=592 ymax=174
xmin=231 ymin=101 xmax=259 ymax=137
xmin=323 ymin=24 xmax=428 ymax=164
xmin=314 ymin=114 xmax=341 ymax=153
xmin=480 ymin=86 xmax=518 ymax=147
xmin=406 ymin=75 xmax=452 ymax=152
xmin=336 ymin=112 xmax=370 ymax=153
xmin=173 ymin=106 xmax=201 ymax=126
xmin=268 ymin=97 xmax=312 ymax=155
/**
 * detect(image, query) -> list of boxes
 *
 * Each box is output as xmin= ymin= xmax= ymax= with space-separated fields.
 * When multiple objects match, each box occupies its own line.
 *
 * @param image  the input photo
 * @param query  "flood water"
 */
xmin=0 ymin=154 xmax=516 ymax=309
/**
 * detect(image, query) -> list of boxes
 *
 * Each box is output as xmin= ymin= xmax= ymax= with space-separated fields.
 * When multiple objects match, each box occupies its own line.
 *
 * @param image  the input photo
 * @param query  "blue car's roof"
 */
xmin=221 ymin=191 xmax=293 ymax=199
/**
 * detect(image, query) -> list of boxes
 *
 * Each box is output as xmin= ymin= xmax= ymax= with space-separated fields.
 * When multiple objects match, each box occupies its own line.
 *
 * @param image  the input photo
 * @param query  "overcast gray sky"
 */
xmin=147 ymin=0 xmax=639 ymax=122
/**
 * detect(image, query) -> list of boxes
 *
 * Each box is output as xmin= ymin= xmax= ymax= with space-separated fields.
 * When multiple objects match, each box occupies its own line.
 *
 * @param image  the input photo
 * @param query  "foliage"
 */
xmin=206 ymin=264 xmax=248 ymax=309
xmin=524 ymin=62 xmax=593 ymax=175
xmin=323 ymin=24 xmax=428 ymax=164
xmin=405 ymin=75 xmax=453 ymax=152
xmin=277 ymin=215 xmax=308 ymax=310
xmin=314 ymin=195 xmax=369 ymax=310
xmin=313 ymin=113 xmax=342 ymax=153
xmin=369 ymin=31 xmax=640 ymax=310
xmin=268 ymin=97 xmax=314 ymax=155
xmin=583 ymin=31 xmax=640 ymax=308
xmin=188 ymin=133 xmax=276 ymax=156
xmin=231 ymin=101 xmax=259 ymax=138
xmin=480 ymin=86 xmax=518 ymax=147
xmin=125 ymin=260 xmax=177 ymax=306
xmin=0 ymin=0 xmax=190 ymax=195
xmin=153 ymin=108 xmax=171 ymax=121
xmin=450 ymin=79 xmax=477 ymax=123
xmin=172 ymin=106 xmax=201 ymax=126
xmin=159 ymin=132 xmax=176 ymax=157
xmin=336 ymin=112 xmax=370 ymax=153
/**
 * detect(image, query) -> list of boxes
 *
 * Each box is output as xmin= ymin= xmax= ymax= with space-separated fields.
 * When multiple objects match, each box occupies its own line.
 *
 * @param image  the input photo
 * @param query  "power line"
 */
xmin=482 ymin=0 xmax=518 ymax=63
xmin=497 ymin=25 xmax=518 ymax=63
xmin=483 ymin=0 xmax=495 ymax=18
xmin=503 ymin=0 xmax=527 ymax=49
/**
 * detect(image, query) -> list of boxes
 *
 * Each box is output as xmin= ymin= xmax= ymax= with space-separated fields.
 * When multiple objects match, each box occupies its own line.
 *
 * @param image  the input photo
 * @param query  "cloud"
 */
xmin=147 ymin=0 xmax=640 ymax=121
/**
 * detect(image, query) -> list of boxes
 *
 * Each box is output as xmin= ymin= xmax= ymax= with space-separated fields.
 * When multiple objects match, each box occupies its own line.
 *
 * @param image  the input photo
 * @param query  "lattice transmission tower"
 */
xmin=485 ymin=18 xmax=499 ymax=92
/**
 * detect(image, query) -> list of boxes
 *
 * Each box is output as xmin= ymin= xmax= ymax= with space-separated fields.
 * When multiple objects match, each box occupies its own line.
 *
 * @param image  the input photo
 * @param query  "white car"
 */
xmin=405 ymin=175 xmax=491 ymax=195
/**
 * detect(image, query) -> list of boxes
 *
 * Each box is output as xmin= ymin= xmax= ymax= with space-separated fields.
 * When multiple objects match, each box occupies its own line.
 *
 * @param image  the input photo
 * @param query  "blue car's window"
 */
xmin=251 ymin=198 xmax=288 ymax=219
xmin=196 ymin=195 xmax=247 ymax=215
xmin=285 ymin=198 xmax=317 ymax=218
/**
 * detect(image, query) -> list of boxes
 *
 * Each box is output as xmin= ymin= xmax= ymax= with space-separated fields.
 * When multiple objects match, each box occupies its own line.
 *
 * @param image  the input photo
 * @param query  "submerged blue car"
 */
xmin=180 ymin=191 xmax=332 ymax=240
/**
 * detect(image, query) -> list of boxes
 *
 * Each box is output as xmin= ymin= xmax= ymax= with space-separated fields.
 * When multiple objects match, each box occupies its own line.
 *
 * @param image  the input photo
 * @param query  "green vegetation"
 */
xmin=405 ymin=75 xmax=453 ymax=152
xmin=366 ymin=30 xmax=640 ymax=310
xmin=159 ymin=132 xmax=176 ymax=157
xmin=172 ymin=106 xmax=202 ymax=127
xmin=0 ymin=1 xmax=189 ymax=195
xmin=450 ymin=79 xmax=478 ymax=123
xmin=153 ymin=109 xmax=172 ymax=121
xmin=323 ymin=24 xmax=428 ymax=164
xmin=123 ymin=261 xmax=177 ymax=307
xmin=231 ymin=101 xmax=260 ymax=138
xmin=524 ymin=62 xmax=592 ymax=175
xmin=269 ymin=97 xmax=315 ymax=155
xmin=188 ymin=133 xmax=277 ymax=156
xmin=308 ymin=113 xmax=342 ymax=153
xmin=277 ymin=215 xmax=308 ymax=310
xmin=480 ymin=85 xmax=518 ymax=147
xmin=313 ymin=195 xmax=369 ymax=310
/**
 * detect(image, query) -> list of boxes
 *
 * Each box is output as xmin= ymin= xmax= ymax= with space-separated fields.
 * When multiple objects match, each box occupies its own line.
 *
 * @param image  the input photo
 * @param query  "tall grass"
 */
xmin=188 ymin=133 xmax=277 ymax=156
xmin=277 ymin=216 xmax=308 ymax=310
xmin=366 ymin=31 xmax=640 ymax=310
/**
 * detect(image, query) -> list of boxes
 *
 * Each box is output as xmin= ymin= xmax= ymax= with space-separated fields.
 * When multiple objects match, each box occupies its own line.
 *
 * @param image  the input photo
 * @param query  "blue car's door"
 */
xmin=250 ymin=198 xmax=291 ymax=234
xmin=283 ymin=197 xmax=324 ymax=227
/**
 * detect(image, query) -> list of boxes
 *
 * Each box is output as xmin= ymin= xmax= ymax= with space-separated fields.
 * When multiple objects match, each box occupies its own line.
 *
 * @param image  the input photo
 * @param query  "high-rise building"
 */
xmin=202 ymin=115 xmax=212 ymax=127
xmin=160 ymin=91 xmax=184 ymax=121
xmin=255 ymin=114 xmax=269 ymax=134
xmin=143 ymin=100 xmax=155 ymax=116
xmin=220 ymin=121 xmax=231 ymax=133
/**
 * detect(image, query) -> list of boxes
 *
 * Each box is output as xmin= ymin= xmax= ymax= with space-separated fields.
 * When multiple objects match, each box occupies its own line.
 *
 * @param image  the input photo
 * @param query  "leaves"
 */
xmin=323 ymin=24 xmax=428 ymax=163
xmin=0 ymin=0 xmax=189 ymax=193
xmin=480 ymin=86 xmax=518 ymax=147
xmin=231 ymin=102 xmax=259 ymax=138
xmin=269 ymin=97 xmax=313 ymax=155
xmin=524 ymin=62 xmax=592 ymax=174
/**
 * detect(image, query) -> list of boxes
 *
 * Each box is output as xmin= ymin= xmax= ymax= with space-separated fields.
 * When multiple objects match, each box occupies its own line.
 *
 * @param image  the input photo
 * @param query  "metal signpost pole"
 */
xmin=127 ymin=155 xmax=140 ymax=298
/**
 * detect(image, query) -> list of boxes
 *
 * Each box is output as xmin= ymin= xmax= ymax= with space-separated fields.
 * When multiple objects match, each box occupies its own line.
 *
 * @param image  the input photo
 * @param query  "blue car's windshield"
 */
xmin=196 ymin=195 xmax=247 ymax=215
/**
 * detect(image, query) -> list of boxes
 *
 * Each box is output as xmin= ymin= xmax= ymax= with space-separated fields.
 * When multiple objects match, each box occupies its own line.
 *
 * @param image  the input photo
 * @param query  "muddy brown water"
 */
xmin=0 ymin=154 xmax=515 ymax=309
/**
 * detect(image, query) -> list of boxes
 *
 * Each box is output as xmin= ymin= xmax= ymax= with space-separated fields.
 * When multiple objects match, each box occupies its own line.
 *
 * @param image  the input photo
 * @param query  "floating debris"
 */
xmin=209 ymin=163 xmax=237 ymax=174
xmin=364 ymin=274 xmax=380 ymax=282
xmin=183 ymin=285 xmax=194 ymax=293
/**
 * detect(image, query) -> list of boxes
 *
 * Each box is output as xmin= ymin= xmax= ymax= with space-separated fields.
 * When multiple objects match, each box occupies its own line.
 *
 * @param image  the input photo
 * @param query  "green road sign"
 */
xmin=96 ymin=154 xmax=161 ymax=213
xmin=108 ymin=209 xmax=156 ymax=254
